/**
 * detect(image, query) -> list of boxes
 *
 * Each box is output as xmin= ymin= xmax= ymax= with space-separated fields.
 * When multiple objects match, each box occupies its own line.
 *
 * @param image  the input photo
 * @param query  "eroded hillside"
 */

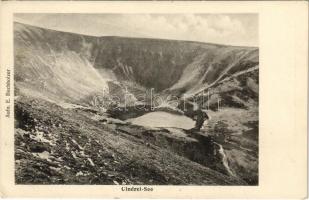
xmin=14 ymin=22 xmax=259 ymax=185
xmin=15 ymin=22 xmax=258 ymax=104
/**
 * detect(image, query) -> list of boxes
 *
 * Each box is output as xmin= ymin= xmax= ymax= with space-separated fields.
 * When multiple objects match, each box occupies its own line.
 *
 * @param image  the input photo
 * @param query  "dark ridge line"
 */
xmin=14 ymin=21 xmax=258 ymax=49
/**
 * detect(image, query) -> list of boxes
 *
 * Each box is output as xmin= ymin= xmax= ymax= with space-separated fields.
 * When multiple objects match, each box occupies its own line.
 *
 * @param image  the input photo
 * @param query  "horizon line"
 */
xmin=14 ymin=21 xmax=259 ymax=48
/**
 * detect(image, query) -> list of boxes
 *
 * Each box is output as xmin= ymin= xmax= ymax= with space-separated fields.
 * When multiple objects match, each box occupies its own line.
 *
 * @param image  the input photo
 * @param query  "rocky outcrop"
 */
xmin=15 ymin=96 xmax=246 ymax=185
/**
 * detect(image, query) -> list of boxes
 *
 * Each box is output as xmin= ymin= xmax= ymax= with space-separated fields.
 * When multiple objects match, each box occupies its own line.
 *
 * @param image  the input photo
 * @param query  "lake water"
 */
xmin=127 ymin=111 xmax=195 ymax=129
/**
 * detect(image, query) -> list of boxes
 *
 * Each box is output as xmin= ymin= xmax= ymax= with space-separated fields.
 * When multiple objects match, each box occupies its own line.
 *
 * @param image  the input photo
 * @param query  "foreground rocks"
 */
xmin=15 ymin=96 xmax=246 ymax=185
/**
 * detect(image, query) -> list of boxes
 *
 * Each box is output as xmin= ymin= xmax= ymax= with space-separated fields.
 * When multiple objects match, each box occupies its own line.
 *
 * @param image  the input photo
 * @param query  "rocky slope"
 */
xmin=14 ymin=22 xmax=259 ymax=185
xmin=15 ymin=95 xmax=246 ymax=185
xmin=14 ymin=22 xmax=258 ymax=103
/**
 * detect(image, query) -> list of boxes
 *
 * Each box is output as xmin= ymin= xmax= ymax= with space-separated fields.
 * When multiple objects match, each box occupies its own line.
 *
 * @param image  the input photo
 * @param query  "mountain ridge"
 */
xmin=14 ymin=21 xmax=258 ymax=48
xmin=14 ymin=21 xmax=259 ymax=108
xmin=14 ymin=21 xmax=259 ymax=185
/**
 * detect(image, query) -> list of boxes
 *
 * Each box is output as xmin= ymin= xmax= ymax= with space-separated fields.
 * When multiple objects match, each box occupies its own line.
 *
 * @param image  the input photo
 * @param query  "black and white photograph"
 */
xmin=13 ymin=13 xmax=259 ymax=186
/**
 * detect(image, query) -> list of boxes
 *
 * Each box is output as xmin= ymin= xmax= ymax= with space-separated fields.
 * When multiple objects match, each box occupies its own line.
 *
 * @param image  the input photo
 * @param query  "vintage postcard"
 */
xmin=0 ymin=1 xmax=307 ymax=198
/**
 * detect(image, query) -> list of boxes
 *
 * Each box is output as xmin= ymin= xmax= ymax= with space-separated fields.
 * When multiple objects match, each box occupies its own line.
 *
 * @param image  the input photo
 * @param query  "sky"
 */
xmin=14 ymin=13 xmax=258 ymax=47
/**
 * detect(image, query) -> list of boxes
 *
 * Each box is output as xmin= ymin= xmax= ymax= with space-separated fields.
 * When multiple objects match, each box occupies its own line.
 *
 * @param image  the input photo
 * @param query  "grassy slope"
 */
xmin=14 ymin=22 xmax=259 ymax=185
xmin=15 ymin=96 xmax=246 ymax=185
xmin=204 ymin=107 xmax=258 ymax=185
xmin=200 ymin=69 xmax=259 ymax=185
xmin=15 ymin=22 xmax=258 ymax=99
xmin=14 ymin=22 xmax=109 ymax=104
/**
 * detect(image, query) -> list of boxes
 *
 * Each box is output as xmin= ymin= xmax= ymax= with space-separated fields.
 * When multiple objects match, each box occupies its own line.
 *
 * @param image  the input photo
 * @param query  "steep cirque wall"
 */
xmin=14 ymin=22 xmax=258 ymax=105
xmin=92 ymin=36 xmax=258 ymax=96
xmin=14 ymin=22 xmax=109 ymax=104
